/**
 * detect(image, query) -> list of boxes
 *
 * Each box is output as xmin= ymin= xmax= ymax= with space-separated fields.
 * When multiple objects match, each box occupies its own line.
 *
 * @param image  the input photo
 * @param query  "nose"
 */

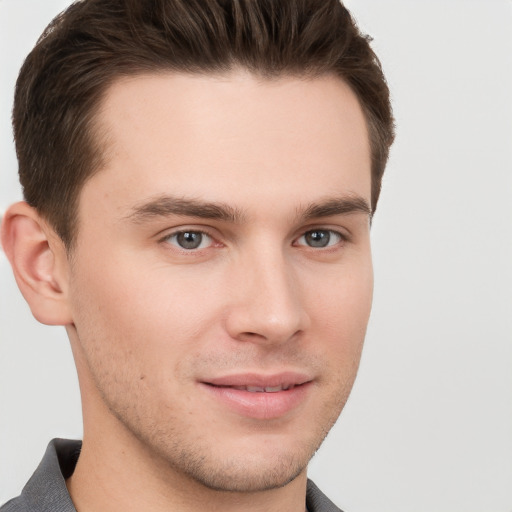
xmin=224 ymin=247 xmax=310 ymax=345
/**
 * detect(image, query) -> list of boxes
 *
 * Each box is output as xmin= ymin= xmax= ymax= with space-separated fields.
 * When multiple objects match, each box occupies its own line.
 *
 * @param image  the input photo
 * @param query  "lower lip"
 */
xmin=200 ymin=382 xmax=312 ymax=420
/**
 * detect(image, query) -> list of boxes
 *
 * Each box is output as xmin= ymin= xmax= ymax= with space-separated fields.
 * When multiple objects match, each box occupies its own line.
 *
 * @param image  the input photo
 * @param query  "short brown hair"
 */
xmin=13 ymin=0 xmax=394 ymax=248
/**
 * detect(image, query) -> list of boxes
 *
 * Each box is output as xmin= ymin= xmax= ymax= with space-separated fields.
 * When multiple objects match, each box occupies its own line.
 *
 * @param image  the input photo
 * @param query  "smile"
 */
xmin=215 ymin=383 xmax=298 ymax=393
xmin=200 ymin=373 xmax=313 ymax=420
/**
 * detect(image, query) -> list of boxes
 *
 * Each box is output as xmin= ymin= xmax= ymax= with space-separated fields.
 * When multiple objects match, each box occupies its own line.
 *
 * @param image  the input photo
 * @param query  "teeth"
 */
xmin=246 ymin=386 xmax=266 ymax=392
xmin=264 ymin=386 xmax=283 ymax=393
xmin=230 ymin=384 xmax=295 ymax=393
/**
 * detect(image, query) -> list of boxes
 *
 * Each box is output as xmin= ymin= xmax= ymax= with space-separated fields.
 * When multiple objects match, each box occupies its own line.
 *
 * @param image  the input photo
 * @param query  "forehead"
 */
xmin=85 ymin=71 xmax=371 ymax=217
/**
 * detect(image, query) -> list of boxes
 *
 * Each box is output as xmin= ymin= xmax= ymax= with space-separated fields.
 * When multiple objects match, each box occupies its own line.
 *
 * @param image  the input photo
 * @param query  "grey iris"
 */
xmin=305 ymin=230 xmax=330 ymax=248
xmin=177 ymin=231 xmax=203 ymax=249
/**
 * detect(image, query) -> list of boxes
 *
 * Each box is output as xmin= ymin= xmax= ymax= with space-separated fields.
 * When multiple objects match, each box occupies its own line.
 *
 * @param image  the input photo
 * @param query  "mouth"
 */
xmin=199 ymin=373 xmax=313 ymax=420
xmin=207 ymin=382 xmax=304 ymax=393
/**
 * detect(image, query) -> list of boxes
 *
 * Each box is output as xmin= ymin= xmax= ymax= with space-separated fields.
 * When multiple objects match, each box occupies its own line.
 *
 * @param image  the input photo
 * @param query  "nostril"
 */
xmin=223 ymin=286 xmax=309 ymax=345
xmin=238 ymin=331 xmax=266 ymax=341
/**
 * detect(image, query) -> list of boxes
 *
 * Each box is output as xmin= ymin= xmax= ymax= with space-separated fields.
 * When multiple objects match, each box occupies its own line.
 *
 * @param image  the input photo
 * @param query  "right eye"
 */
xmin=163 ymin=230 xmax=214 ymax=250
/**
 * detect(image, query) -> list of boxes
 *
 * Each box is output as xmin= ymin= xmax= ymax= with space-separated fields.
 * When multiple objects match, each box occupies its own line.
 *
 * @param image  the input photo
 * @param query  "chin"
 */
xmin=177 ymin=451 xmax=308 ymax=493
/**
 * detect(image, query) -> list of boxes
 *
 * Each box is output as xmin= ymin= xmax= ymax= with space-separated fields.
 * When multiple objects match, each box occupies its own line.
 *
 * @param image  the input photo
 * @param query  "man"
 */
xmin=0 ymin=0 xmax=394 ymax=510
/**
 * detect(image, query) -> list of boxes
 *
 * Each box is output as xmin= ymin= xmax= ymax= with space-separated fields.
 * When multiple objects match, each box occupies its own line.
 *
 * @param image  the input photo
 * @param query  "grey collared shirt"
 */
xmin=1 ymin=439 xmax=343 ymax=512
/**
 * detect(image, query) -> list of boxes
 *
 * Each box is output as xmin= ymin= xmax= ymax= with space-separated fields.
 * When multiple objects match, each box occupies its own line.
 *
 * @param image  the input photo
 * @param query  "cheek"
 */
xmin=306 ymin=260 xmax=373 ymax=360
xmin=310 ymin=255 xmax=373 ymax=315
xmin=69 ymin=254 xmax=224 ymax=375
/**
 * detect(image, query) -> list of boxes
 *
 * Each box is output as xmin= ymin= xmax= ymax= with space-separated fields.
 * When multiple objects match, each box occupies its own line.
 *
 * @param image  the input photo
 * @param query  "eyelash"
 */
xmin=160 ymin=228 xmax=348 ymax=252
xmin=161 ymin=230 xmax=217 ymax=251
xmin=294 ymin=229 xmax=347 ymax=249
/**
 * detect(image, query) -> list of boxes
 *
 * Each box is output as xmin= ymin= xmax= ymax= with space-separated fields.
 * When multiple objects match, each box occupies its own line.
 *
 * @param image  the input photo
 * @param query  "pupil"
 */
xmin=177 ymin=232 xmax=202 ymax=249
xmin=305 ymin=230 xmax=329 ymax=248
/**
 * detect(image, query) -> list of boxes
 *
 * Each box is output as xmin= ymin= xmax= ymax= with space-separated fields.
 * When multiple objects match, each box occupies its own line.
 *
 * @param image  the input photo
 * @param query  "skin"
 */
xmin=2 ymin=71 xmax=373 ymax=512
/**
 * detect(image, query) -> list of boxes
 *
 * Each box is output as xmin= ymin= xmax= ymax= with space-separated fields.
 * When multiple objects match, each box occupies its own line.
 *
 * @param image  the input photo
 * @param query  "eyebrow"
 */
xmin=124 ymin=193 xmax=372 ymax=225
xmin=300 ymin=195 xmax=372 ymax=221
xmin=125 ymin=195 xmax=246 ymax=223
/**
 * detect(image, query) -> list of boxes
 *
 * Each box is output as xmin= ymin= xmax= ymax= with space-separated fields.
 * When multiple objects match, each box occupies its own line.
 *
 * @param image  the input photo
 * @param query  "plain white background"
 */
xmin=1 ymin=1 xmax=511 ymax=511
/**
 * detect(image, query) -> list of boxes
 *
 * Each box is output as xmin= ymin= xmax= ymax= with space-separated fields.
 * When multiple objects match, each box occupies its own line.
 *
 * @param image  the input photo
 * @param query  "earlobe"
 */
xmin=1 ymin=201 xmax=73 ymax=326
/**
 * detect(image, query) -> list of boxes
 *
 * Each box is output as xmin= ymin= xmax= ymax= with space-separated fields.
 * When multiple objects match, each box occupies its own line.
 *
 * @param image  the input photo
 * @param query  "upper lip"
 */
xmin=201 ymin=371 xmax=313 ymax=389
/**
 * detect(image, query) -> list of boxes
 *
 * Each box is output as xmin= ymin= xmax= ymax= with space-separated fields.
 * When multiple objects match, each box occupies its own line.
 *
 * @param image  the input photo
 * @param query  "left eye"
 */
xmin=296 ymin=229 xmax=343 ymax=248
xmin=164 ymin=231 xmax=213 ymax=250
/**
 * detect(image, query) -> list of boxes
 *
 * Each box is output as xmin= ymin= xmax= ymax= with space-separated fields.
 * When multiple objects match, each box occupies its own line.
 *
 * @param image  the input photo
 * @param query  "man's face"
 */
xmin=65 ymin=71 xmax=373 ymax=492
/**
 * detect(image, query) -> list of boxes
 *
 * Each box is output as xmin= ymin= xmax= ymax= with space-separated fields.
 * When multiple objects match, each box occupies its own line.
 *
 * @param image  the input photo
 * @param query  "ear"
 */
xmin=1 ymin=201 xmax=73 ymax=325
